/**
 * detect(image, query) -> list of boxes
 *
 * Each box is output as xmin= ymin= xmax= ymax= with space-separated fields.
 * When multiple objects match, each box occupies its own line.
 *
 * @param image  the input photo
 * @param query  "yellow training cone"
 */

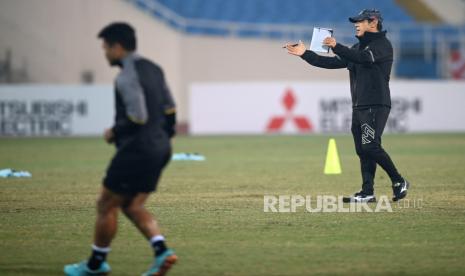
xmin=324 ymin=138 xmax=342 ymax=174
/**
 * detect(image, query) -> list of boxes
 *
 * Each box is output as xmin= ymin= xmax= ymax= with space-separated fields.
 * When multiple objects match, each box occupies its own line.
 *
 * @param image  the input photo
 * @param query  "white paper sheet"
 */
xmin=310 ymin=27 xmax=334 ymax=53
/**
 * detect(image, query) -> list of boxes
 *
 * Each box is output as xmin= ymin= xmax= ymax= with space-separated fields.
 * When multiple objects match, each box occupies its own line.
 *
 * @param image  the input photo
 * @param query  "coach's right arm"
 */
xmin=286 ymin=41 xmax=347 ymax=69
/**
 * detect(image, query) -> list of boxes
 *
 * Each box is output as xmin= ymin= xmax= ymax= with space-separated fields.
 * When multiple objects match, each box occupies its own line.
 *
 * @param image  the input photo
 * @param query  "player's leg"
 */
xmin=89 ymin=187 xmax=126 ymax=267
xmin=358 ymin=107 xmax=409 ymax=201
xmin=360 ymin=158 xmax=377 ymax=195
xmin=64 ymin=187 xmax=125 ymax=275
xmin=344 ymin=109 xmax=377 ymax=202
xmin=121 ymin=151 xmax=172 ymax=241
xmin=122 ymin=193 xmax=177 ymax=276
xmin=354 ymin=116 xmax=377 ymax=195
xmin=121 ymin=192 xmax=161 ymax=239
xmin=123 ymin=150 xmax=176 ymax=276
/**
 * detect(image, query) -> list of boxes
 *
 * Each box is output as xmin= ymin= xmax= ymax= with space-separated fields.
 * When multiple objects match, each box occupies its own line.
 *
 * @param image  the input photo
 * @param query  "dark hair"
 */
xmin=98 ymin=22 xmax=136 ymax=51
xmin=368 ymin=19 xmax=383 ymax=31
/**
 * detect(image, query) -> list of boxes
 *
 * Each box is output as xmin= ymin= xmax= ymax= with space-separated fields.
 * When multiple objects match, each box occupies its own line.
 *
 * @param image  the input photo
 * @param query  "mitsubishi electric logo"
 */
xmin=0 ymin=100 xmax=88 ymax=136
xmin=266 ymin=88 xmax=313 ymax=133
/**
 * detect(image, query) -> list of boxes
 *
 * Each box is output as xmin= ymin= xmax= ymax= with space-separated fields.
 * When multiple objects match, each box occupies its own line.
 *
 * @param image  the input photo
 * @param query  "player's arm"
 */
xmin=286 ymin=40 xmax=347 ymax=69
xmin=112 ymin=74 xmax=148 ymax=138
xmin=164 ymin=107 xmax=176 ymax=138
xmin=326 ymin=37 xmax=391 ymax=65
xmin=160 ymin=70 xmax=176 ymax=138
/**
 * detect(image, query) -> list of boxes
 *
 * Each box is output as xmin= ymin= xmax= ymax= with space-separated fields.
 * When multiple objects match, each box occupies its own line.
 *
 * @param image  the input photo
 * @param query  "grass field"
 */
xmin=1 ymin=134 xmax=465 ymax=275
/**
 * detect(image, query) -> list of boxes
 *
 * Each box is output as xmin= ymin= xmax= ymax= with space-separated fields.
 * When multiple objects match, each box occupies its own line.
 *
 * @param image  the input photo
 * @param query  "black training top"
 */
xmin=301 ymin=31 xmax=393 ymax=109
xmin=112 ymin=53 xmax=176 ymax=152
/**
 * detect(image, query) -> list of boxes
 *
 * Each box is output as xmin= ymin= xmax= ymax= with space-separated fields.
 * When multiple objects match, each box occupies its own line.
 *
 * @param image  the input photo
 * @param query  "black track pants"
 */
xmin=351 ymin=106 xmax=403 ymax=194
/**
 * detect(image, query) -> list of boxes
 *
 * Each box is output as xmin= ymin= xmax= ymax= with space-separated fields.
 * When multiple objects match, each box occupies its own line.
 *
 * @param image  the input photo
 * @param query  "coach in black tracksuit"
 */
xmin=286 ymin=9 xmax=409 ymax=202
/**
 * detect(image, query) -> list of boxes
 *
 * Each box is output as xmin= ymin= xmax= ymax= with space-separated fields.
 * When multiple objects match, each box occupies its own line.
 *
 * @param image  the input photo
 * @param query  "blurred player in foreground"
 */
xmin=65 ymin=22 xmax=177 ymax=276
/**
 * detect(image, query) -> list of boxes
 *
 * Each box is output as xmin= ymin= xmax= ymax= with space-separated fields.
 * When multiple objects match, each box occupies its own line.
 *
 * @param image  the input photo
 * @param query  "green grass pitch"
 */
xmin=1 ymin=134 xmax=465 ymax=275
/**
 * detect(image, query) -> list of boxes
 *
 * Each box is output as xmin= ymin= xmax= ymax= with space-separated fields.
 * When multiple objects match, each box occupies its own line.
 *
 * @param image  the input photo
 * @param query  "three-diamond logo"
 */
xmin=266 ymin=88 xmax=313 ymax=133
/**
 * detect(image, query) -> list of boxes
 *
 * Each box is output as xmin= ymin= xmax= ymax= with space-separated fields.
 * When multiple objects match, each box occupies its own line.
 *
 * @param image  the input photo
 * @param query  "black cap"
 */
xmin=349 ymin=9 xmax=383 ymax=23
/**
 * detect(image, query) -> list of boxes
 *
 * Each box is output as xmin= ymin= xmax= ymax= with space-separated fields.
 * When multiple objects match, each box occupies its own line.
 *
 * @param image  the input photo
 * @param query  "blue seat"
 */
xmin=130 ymin=0 xmax=464 ymax=79
xmin=145 ymin=0 xmax=413 ymax=24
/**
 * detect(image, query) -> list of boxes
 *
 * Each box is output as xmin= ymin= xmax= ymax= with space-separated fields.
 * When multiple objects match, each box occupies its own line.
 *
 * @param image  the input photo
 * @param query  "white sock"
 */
xmin=150 ymin=235 xmax=165 ymax=244
xmin=92 ymin=244 xmax=111 ymax=253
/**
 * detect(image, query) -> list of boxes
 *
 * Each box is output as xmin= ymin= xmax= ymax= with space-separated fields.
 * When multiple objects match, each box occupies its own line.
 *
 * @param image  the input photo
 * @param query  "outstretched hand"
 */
xmin=285 ymin=40 xmax=306 ymax=56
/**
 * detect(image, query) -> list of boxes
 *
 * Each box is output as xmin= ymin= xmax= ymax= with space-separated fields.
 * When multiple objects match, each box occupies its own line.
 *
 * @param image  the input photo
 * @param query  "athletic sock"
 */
xmin=87 ymin=244 xmax=110 ymax=270
xmin=150 ymin=235 xmax=167 ymax=257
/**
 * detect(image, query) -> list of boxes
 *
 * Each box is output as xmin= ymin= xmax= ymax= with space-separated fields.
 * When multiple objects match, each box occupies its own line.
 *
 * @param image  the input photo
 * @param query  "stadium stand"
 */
xmin=129 ymin=0 xmax=465 ymax=79
xmin=137 ymin=0 xmax=413 ymax=24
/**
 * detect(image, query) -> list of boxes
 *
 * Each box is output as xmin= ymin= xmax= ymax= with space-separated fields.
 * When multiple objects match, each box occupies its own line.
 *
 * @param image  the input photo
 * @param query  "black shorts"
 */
xmin=103 ymin=148 xmax=171 ymax=196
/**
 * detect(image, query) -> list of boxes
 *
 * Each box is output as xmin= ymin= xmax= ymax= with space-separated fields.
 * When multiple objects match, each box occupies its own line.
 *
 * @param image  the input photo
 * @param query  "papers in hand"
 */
xmin=310 ymin=27 xmax=334 ymax=53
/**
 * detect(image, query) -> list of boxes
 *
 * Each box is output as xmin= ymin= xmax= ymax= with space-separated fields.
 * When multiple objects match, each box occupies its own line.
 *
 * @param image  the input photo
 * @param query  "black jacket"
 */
xmin=301 ymin=31 xmax=393 ymax=108
xmin=112 ymin=53 xmax=176 ymax=153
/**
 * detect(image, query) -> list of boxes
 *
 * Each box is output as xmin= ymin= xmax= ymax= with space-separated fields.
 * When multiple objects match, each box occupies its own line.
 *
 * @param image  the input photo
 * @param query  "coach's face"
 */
xmin=102 ymin=41 xmax=125 ymax=66
xmin=354 ymin=19 xmax=378 ymax=37
xmin=354 ymin=20 xmax=369 ymax=37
